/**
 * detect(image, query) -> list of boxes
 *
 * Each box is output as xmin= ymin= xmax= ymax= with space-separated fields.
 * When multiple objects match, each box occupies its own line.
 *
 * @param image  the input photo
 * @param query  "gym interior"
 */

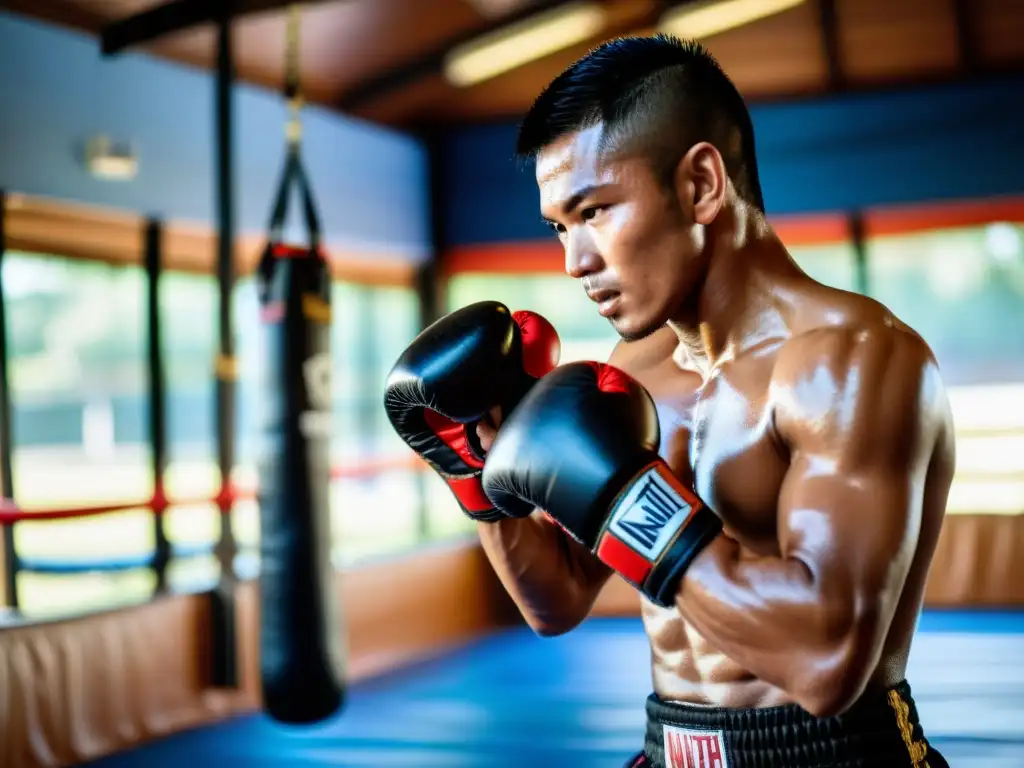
xmin=0 ymin=1 xmax=1022 ymax=766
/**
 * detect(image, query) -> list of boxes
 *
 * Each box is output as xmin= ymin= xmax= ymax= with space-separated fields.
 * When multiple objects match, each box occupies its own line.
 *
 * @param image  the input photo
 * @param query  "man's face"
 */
xmin=536 ymin=124 xmax=700 ymax=341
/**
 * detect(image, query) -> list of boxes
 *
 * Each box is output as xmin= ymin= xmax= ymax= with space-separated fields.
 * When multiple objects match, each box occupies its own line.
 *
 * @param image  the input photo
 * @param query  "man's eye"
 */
xmin=547 ymin=221 xmax=566 ymax=235
xmin=581 ymin=206 xmax=604 ymax=222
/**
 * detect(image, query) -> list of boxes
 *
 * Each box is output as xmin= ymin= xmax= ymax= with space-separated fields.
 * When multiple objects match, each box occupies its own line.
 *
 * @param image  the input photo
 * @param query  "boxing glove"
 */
xmin=384 ymin=301 xmax=560 ymax=522
xmin=481 ymin=361 xmax=722 ymax=607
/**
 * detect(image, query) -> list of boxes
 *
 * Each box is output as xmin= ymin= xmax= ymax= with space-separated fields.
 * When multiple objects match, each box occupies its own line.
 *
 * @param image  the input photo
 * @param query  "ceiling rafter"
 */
xmin=951 ymin=0 xmax=979 ymax=75
xmin=816 ymin=0 xmax=843 ymax=91
xmin=3 ymin=0 xmax=1023 ymax=127
xmin=99 ymin=0 xmax=342 ymax=54
xmin=337 ymin=0 xmax=679 ymax=112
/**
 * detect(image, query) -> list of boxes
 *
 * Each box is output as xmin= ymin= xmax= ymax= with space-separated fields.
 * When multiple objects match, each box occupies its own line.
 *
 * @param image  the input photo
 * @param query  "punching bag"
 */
xmin=256 ymin=137 xmax=346 ymax=724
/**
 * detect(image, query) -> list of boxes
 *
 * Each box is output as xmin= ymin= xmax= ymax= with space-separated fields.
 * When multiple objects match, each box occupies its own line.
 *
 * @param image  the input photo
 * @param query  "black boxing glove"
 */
xmin=384 ymin=301 xmax=560 ymax=522
xmin=481 ymin=361 xmax=722 ymax=607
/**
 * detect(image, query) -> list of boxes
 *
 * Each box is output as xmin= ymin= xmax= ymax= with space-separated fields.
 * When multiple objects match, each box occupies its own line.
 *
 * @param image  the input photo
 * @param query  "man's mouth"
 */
xmin=587 ymin=289 xmax=621 ymax=318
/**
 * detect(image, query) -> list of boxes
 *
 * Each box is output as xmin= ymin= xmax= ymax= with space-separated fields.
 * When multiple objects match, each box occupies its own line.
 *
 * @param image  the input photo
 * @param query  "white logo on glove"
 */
xmin=608 ymin=467 xmax=692 ymax=561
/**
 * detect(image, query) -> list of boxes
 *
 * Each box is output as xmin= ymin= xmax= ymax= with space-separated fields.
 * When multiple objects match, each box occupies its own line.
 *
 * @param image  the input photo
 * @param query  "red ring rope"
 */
xmin=0 ymin=454 xmax=427 ymax=525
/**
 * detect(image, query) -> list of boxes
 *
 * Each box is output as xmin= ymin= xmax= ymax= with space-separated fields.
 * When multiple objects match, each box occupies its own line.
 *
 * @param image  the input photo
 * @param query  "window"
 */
xmin=867 ymin=224 xmax=1024 ymax=384
xmin=160 ymin=270 xmax=224 ymax=592
xmin=866 ymin=223 xmax=1024 ymax=515
xmin=789 ymin=241 xmax=861 ymax=294
xmin=3 ymin=252 xmax=153 ymax=617
xmin=328 ymin=282 xmax=427 ymax=563
xmin=2 ymin=250 xmax=430 ymax=616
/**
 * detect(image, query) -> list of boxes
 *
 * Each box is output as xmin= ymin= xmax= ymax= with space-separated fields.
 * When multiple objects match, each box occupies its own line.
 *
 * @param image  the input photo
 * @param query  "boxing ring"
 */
xmin=71 ymin=610 xmax=1019 ymax=768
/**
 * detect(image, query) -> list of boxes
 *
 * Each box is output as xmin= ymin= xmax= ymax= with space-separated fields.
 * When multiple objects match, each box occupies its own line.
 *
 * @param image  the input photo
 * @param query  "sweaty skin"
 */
xmin=477 ymin=124 xmax=956 ymax=719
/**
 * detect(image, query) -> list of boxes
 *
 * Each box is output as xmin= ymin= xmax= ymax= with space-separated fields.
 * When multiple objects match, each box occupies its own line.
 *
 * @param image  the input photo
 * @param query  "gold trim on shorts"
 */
xmin=887 ymin=688 xmax=930 ymax=768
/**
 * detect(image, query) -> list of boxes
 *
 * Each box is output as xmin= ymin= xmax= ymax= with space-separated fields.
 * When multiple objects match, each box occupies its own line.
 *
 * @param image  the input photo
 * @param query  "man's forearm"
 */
xmin=678 ymin=536 xmax=877 ymax=716
xmin=478 ymin=513 xmax=610 ymax=636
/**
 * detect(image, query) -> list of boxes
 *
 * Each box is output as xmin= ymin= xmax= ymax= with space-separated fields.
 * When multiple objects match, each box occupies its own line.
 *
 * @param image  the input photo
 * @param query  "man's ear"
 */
xmin=674 ymin=142 xmax=728 ymax=226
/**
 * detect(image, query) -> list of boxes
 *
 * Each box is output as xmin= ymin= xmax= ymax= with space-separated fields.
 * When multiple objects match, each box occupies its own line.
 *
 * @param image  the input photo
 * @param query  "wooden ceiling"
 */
xmin=4 ymin=0 xmax=1024 ymax=129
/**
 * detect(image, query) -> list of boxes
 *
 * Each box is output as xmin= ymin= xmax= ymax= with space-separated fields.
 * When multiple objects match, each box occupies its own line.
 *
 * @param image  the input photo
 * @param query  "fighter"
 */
xmin=384 ymin=34 xmax=954 ymax=768
xmin=476 ymin=36 xmax=956 ymax=768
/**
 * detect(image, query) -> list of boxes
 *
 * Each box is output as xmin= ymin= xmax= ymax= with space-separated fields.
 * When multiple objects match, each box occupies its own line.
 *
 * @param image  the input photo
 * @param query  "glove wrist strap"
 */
xmin=593 ymin=460 xmax=721 ymax=607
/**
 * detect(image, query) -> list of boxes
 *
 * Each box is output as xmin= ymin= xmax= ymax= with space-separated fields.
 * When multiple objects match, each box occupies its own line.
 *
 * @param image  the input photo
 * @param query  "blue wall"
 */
xmin=4 ymin=8 xmax=1022 ymax=257
xmin=0 ymin=11 xmax=430 ymax=259
xmin=442 ymin=75 xmax=1024 ymax=246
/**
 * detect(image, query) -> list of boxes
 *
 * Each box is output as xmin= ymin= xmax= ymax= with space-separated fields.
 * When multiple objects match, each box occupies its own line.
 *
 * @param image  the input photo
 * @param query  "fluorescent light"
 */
xmin=88 ymin=155 xmax=139 ymax=181
xmin=84 ymin=135 xmax=138 ymax=181
xmin=660 ymin=0 xmax=806 ymax=40
xmin=444 ymin=1 xmax=606 ymax=88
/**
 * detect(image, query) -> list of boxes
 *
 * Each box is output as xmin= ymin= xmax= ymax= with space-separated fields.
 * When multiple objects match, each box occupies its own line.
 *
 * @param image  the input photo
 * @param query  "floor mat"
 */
xmin=86 ymin=610 xmax=1024 ymax=767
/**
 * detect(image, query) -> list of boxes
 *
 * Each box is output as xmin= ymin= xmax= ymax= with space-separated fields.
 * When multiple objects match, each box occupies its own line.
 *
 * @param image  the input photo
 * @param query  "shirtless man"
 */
xmin=384 ymin=34 xmax=953 ymax=768
xmin=471 ymin=36 xmax=955 ymax=768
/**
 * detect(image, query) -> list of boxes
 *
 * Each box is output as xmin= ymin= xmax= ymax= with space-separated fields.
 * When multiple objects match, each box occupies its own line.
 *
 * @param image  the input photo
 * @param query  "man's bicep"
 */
xmin=773 ymin=327 xmax=944 ymax=608
xmin=776 ymin=454 xmax=923 ymax=600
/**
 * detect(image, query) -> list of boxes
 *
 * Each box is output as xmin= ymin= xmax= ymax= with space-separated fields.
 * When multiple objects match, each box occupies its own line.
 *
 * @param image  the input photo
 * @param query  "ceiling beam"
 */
xmin=337 ymin=0 xmax=579 ymax=112
xmin=0 ymin=0 xmax=108 ymax=33
xmin=951 ymin=0 xmax=979 ymax=75
xmin=100 ymin=0 xmax=340 ymax=56
xmin=338 ymin=0 xmax=678 ymax=113
xmin=817 ymin=0 xmax=844 ymax=91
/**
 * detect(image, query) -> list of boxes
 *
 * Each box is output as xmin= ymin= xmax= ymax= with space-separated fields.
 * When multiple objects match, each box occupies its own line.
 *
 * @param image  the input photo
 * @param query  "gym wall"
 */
xmin=437 ymin=73 xmax=1024 ymax=249
xmin=0 ymin=10 xmax=431 ymax=262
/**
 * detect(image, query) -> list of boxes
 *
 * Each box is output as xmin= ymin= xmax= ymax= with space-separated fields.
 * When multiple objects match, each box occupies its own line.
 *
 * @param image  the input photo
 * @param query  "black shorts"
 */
xmin=622 ymin=680 xmax=948 ymax=768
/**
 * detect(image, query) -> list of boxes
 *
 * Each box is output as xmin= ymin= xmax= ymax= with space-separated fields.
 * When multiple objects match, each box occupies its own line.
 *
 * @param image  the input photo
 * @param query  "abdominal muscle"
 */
xmin=643 ymin=602 xmax=797 ymax=709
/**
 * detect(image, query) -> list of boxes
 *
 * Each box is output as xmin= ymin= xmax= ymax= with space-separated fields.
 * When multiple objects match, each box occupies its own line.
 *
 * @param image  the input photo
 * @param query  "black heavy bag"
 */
xmin=256 ymin=141 xmax=346 ymax=724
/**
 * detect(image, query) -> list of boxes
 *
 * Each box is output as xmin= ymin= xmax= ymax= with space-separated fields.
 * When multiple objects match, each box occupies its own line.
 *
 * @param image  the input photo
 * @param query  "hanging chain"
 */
xmin=285 ymin=4 xmax=303 ymax=146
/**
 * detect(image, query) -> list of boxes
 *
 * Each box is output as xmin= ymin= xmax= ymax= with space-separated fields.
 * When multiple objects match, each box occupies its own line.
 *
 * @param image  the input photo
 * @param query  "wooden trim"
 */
xmin=865 ymin=195 xmax=1024 ymax=238
xmin=2 ymin=192 xmax=419 ymax=288
xmin=773 ymin=213 xmax=851 ymax=247
xmin=3 ymin=192 xmax=147 ymax=267
xmin=444 ymin=241 xmax=563 ymax=275
xmin=443 ymin=194 xmax=1024 ymax=278
xmin=443 ymin=213 xmax=854 ymax=276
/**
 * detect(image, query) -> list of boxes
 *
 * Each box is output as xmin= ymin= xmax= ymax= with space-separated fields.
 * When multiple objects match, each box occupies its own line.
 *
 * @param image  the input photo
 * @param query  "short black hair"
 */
xmin=516 ymin=35 xmax=764 ymax=211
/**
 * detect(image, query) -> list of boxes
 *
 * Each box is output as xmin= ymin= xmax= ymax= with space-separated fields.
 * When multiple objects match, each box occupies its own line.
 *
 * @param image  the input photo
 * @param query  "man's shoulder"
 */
xmin=771 ymin=322 xmax=950 ymax=452
xmin=776 ymin=320 xmax=937 ymax=382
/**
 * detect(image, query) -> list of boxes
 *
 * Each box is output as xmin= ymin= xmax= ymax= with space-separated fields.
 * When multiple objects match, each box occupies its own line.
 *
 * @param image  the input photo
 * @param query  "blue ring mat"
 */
xmin=87 ymin=610 xmax=1024 ymax=767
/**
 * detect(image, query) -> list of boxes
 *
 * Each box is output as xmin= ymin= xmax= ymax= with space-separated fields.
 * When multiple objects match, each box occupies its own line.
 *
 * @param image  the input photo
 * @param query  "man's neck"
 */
xmin=667 ymin=205 xmax=794 ymax=379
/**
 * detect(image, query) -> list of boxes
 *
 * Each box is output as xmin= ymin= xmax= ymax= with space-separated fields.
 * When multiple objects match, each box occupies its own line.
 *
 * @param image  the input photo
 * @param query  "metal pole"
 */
xmin=850 ymin=211 xmax=870 ymax=296
xmin=145 ymin=218 xmax=171 ymax=593
xmin=215 ymin=3 xmax=238 ymax=572
xmin=211 ymin=3 xmax=239 ymax=688
xmin=0 ymin=190 xmax=18 ymax=609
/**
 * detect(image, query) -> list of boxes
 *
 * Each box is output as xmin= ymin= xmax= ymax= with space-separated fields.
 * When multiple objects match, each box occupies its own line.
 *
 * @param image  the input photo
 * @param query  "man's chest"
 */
xmin=648 ymin=368 xmax=789 ymax=552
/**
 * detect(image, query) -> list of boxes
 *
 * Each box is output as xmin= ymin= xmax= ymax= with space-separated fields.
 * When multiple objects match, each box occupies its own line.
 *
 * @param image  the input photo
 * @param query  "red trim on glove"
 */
xmin=597 ymin=534 xmax=654 ymax=586
xmin=447 ymin=476 xmax=493 ymax=514
xmin=422 ymin=408 xmax=485 ymax=470
xmin=593 ymin=362 xmax=634 ymax=395
xmin=513 ymin=310 xmax=561 ymax=378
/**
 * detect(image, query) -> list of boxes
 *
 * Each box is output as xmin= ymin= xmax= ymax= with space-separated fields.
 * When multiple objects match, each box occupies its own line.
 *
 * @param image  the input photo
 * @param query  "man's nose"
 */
xmin=565 ymin=231 xmax=601 ymax=279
